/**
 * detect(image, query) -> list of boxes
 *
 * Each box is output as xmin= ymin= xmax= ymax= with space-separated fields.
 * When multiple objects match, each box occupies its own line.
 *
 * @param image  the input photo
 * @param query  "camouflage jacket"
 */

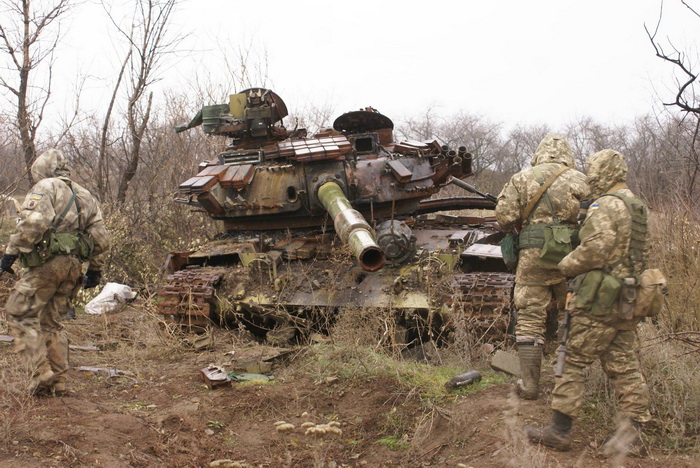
xmin=496 ymin=135 xmax=590 ymax=286
xmin=5 ymin=152 xmax=110 ymax=270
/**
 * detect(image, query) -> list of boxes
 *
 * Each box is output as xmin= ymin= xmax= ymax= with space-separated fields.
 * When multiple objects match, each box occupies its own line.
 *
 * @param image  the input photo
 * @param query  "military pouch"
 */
xmin=539 ymin=225 xmax=576 ymax=269
xmin=572 ymin=269 xmax=622 ymax=315
xmin=500 ymin=232 xmax=519 ymax=271
xmin=48 ymin=231 xmax=94 ymax=260
xmin=632 ymin=268 xmax=667 ymax=318
xmin=19 ymin=248 xmax=48 ymax=268
xmin=18 ymin=230 xmax=53 ymax=268
xmin=18 ymin=230 xmax=94 ymax=268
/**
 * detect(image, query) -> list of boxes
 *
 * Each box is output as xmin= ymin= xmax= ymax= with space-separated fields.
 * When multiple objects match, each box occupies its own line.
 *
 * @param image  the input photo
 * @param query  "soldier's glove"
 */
xmin=0 ymin=254 xmax=17 ymax=276
xmin=83 ymin=269 xmax=102 ymax=289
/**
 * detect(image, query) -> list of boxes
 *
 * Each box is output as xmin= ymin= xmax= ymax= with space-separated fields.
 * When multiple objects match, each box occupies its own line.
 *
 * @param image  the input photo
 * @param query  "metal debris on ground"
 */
xmin=69 ymin=344 xmax=101 ymax=351
xmin=489 ymin=349 xmax=521 ymax=376
xmin=228 ymin=373 xmax=272 ymax=382
xmin=200 ymin=365 xmax=273 ymax=390
xmin=0 ymin=334 xmax=14 ymax=342
xmin=226 ymin=345 xmax=292 ymax=373
xmin=74 ymin=366 xmax=134 ymax=381
xmin=445 ymin=370 xmax=482 ymax=390
xmin=200 ymin=365 xmax=231 ymax=389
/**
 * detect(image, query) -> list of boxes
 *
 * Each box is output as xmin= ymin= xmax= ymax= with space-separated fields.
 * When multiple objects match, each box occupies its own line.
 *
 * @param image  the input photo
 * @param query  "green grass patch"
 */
xmin=292 ymin=343 xmax=507 ymax=404
xmin=376 ymin=435 xmax=410 ymax=451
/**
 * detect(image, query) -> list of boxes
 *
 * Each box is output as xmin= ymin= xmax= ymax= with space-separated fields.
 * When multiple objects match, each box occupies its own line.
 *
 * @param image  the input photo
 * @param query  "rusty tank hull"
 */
xmin=158 ymin=89 xmax=514 ymax=345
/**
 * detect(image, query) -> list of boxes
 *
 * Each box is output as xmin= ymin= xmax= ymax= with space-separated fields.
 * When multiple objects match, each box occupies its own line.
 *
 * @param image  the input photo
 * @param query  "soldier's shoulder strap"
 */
xmin=51 ymin=179 xmax=80 ymax=232
xmin=523 ymin=165 xmax=570 ymax=221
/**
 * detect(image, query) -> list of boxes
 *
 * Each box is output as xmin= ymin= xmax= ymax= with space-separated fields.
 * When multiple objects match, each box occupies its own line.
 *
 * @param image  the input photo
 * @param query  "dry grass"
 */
xmin=0 ymin=316 xmax=38 ymax=448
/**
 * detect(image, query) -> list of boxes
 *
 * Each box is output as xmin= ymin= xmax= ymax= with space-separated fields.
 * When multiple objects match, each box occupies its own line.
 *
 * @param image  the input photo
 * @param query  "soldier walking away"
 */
xmin=526 ymin=149 xmax=656 ymax=457
xmin=495 ymin=135 xmax=589 ymax=400
xmin=0 ymin=149 xmax=110 ymax=396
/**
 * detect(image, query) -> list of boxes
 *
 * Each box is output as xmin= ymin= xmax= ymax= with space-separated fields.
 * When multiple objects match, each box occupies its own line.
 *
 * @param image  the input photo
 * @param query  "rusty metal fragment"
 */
xmin=200 ymin=365 xmax=231 ymax=389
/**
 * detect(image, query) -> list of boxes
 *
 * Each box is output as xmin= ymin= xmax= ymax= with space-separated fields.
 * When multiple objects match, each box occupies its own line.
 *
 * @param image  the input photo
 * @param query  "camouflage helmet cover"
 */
xmin=585 ymin=149 xmax=628 ymax=198
xmin=30 ymin=149 xmax=71 ymax=182
xmin=530 ymin=134 xmax=575 ymax=168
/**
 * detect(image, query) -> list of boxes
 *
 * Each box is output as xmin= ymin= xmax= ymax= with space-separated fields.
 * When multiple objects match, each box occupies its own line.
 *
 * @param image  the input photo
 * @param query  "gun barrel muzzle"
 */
xmin=317 ymin=181 xmax=385 ymax=272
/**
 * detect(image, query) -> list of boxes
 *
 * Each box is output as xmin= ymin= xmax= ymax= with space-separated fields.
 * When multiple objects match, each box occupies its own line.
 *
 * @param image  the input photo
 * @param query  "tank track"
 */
xmin=156 ymin=266 xmax=515 ymax=341
xmin=157 ymin=267 xmax=228 ymax=327
xmin=449 ymin=272 xmax=515 ymax=340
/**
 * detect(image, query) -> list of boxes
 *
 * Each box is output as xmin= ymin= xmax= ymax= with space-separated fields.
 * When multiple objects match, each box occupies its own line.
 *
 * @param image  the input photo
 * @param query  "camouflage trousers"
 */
xmin=5 ymin=255 xmax=82 ymax=391
xmin=514 ymin=281 xmax=567 ymax=344
xmin=551 ymin=313 xmax=651 ymax=423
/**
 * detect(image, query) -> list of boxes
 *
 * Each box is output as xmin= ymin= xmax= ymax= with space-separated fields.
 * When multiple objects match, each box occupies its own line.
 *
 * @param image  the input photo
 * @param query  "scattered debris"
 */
xmin=489 ymin=350 xmax=521 ymax=376
xmin=74 ymin=366 xmax=127 ymax=377
xmin=200 ymin=365 xmax=231 ymax=390
xmin=445 ymin=371 xmax=482 ymax=390
xmin=0 ymin=334 xmax=14 ymax=343
xmin=69 ymin=344 xmax=101 ymax=352
xmin=229 ymin=373 xmax=272 ymax=382
xmin=183 ymin=334 xmax=213 ymax=350
xmin=85 ymin=282 xmax=138 ymax=315
xmin=226 ymin=345 xmax=292 ymax=373
xmin=74 ymin=365 xmax=138 ymax=384
xmin=200 ymin=364 xmax=273 ymax=390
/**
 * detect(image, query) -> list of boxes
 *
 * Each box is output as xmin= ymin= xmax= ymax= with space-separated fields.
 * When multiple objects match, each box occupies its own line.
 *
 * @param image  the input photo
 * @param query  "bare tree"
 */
xmin=646 ymin=0 xmax=700 ymax=116
xmin=0 ymin=0 xmax=71 ymax=182
xmin=494 ymin=124 xmax=551 ymax=175
xmin=646 ymin=1 xmax=700 ymax=203
xmin=100 ymin=0 xmax=182 ymax=204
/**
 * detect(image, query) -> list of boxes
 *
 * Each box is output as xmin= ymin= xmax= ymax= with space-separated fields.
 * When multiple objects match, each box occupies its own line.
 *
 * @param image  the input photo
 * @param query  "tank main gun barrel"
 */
xmin=448 ymin=176 xmax=498 ymax=204
xmin=317 ymin=182 xmax=386 ymax=272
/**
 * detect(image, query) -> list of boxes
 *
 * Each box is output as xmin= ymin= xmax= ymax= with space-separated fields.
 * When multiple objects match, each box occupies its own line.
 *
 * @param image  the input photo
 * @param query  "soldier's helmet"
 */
xmin=31 ymin=149 xmax=71 ymax=182
xmin=531 ymin=135 xmax=574 ymax=168
xmin=585 ymin=149 xmax=628 ymax=198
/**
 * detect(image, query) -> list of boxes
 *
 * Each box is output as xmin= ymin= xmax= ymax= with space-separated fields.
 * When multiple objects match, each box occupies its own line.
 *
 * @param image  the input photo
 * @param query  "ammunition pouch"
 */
xmin=572 ymin=270 xmax=622 ymax=316
xmin=19 ymin=230 xmax=94 ymax=268
xmin=518 ymin=224 xmax=545 ymax=249
xmin=572 ymin=268 xmax=666 ymax=319
xmin=540 ymin=224 xmax=577 ymax=269
xmin=519 ymin=223 xmax=578 ymax=269
xmin=500 ymin=232 xmax=519 ymax=271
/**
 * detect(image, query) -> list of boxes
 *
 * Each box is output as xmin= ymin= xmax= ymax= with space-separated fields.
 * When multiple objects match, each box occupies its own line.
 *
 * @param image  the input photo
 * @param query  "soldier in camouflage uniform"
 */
xmin=526 ymin=149 xmax=651 ymax=456
xmin=0 ymin=149 xmax=110 ymax=395
xmin=496 ymin=135 xmax=589 ymax=400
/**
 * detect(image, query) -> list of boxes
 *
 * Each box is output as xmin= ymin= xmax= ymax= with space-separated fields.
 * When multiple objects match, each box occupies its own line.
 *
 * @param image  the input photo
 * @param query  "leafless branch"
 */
xmin=645 ymin=0 xmax=700 ymax=114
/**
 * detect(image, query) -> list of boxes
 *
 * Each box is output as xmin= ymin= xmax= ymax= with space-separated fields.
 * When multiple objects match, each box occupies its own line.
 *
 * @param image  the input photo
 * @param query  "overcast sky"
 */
xmin=53 ymin=0 xmax=699 ymax=130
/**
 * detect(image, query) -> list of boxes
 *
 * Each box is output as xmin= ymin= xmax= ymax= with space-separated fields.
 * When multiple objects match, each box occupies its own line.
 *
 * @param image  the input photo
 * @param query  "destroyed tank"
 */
xmin=158 ymin=88 xmax=514 ymax=346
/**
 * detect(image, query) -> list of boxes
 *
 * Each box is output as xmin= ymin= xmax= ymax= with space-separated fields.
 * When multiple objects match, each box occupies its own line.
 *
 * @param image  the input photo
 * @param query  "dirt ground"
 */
xmin=0 ymin=295 xmax=698 ymax=468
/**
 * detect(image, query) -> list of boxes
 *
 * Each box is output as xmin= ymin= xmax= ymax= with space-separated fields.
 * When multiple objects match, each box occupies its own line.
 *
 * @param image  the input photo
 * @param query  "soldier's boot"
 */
xmin=601 ymin=418 xmax=647 ymax=458
xmin=29 ymin=368 xmax=56 ymax=397
xmin=524 ymin=410 xmax=573 ymax=451
xmin=52 ymin=381 xmax=68 ymax=397
xmin=515 ymin=342 xmax=542 ymax=400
